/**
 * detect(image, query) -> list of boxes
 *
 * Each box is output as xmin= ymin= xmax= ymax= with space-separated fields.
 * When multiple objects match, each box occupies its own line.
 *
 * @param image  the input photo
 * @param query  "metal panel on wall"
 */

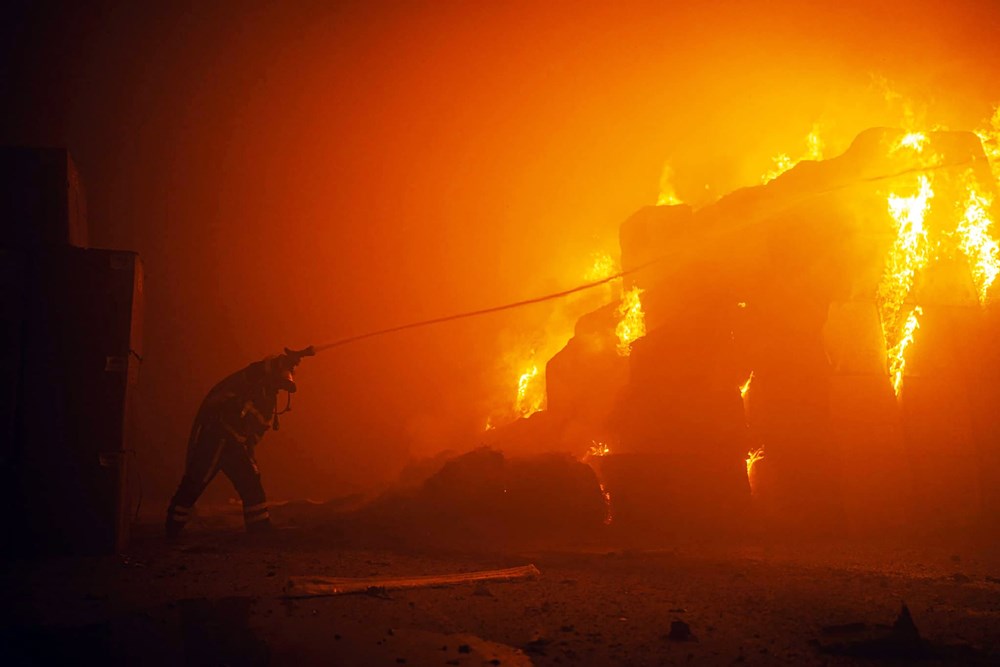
xmin=0 ymin=147 xmax=88 ymax=248
xmin=12 ymin=246 xmax=142 ymax=556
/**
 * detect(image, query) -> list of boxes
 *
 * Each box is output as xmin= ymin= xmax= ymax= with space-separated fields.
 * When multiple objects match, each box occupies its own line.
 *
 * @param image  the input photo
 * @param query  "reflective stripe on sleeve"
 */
xmin=242 ymin=401 xmax=271 ymax=427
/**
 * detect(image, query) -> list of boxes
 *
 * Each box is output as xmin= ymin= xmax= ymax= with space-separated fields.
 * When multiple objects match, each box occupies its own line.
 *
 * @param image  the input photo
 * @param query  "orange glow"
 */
xmin=37 ymin=0 xmax=1000 ymax=514
xmin=615 ymin=286 xmax=646 ymax=356
xmin=739 ymin=371 xmax=754 ymax=399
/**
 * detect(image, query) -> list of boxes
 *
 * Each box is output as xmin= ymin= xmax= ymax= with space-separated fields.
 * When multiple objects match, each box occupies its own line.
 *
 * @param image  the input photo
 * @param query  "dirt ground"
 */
xmin=4 ymin=502 xmax=1000 ymax=666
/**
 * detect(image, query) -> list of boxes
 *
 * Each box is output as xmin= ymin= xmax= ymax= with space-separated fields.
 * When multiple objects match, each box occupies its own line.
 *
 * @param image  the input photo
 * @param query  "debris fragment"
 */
xmin=523 ymin=638 xmax=551 ymax=655
xmin=667 ymin=620 xmax=697 ymax=642
xmin=817 ymin=603 xmax=930 ymax=659
xmin=284 ymin=564 xmax=541 ymax=598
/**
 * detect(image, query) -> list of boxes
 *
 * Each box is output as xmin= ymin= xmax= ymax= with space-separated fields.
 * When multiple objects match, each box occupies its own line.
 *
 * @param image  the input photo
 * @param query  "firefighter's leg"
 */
xmin=220 ymin=442 xmax=272 ymax=532
xmin=165 ymin=422 xmax=227 ymax=538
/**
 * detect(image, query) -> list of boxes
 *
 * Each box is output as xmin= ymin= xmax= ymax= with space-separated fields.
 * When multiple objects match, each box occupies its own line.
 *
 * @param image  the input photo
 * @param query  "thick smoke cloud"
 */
xmin=2 ymin=1 xmax=999 ymax=503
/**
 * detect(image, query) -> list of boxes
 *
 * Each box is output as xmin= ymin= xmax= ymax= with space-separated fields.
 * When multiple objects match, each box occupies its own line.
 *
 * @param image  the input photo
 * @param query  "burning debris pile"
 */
xmin=352 ymin=447 xmax=609 ymax=542
xmin=482 ymin=123 xmax=1000 ymax=538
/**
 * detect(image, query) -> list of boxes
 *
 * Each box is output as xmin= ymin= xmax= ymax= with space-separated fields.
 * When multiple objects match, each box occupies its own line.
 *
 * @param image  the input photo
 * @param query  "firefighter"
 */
xmin=165 ymin=347 xmax=313 ymax=538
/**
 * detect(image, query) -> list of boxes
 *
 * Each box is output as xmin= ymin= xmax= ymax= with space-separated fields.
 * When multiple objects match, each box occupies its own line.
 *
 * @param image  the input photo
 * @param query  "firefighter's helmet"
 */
xmin=264 ymin=354 xmax=297 ymax=393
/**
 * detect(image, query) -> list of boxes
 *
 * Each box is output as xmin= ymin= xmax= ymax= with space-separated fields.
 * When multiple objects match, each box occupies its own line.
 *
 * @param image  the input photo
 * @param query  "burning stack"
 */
xmin=491 ymin=125 xmax=1000 ymax=538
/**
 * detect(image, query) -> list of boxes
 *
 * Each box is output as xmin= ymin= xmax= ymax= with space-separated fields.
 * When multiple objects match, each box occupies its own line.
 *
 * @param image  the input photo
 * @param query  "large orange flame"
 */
xmin=957 ymin=176 xmax=1000 ymax=304
xmin=875 ymin=125 xmax=1000 ymax=395
xmin=877 ymin=132 xmax=934 ymax=397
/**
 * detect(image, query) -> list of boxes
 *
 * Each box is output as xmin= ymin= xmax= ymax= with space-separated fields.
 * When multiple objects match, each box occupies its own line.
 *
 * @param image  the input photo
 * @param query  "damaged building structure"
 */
xmin=483 ymin=127 xmax=1000 ymax=540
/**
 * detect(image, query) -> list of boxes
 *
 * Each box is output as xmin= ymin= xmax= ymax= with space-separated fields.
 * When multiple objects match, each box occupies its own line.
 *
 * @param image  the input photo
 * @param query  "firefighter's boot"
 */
xmin=165 ymin=504 xmax=193 ymax=540
xmin=243 ymin=502 xmax=272 ymax=533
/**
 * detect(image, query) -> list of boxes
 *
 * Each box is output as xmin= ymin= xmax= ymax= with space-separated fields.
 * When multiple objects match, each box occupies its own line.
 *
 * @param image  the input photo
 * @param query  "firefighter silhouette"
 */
xmin=166 ymin=348 xmax=312 ymax=538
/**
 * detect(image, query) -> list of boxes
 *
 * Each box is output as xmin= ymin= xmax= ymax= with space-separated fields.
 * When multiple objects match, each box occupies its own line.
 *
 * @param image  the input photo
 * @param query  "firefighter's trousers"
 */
xmin=166 ymin=420 xmax=271 ymax=536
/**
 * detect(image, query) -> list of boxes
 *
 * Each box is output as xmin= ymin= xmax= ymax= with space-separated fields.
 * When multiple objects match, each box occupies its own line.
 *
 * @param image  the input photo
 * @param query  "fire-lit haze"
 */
xmin=4 ymin=1 xmax=1000 ymax=504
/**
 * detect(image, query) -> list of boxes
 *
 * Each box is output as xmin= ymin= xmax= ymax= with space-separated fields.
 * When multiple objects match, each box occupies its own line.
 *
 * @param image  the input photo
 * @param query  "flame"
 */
xmin=963 ymin=106 xmax=1000 ymax=304
xmin=804 ymin=125 xmax=824 ymax=161
xmin=761 ymin=124 xmax=825 ymax=184
xmin=598 ymin=483 xmax=613 ymax=525
xmin=615 ymin=286 xmax=646 ymax=356
xmin=585 ymin=440 xmax=611 ymax=459
xmin=656 ymin=162 xmax=683 ymax=206
xmin=975 ymin=105 xmax=1000 ymax=183
xmin=896 ymin=131 xmax=928 ymax=153
xmin=739 ymin=371 xmax=754 ymax=399
xmin=883 ymin=175 xmax=934 ymax=317
xmin=887 ymin=306 xmax=922 ymax=397
xmin=874 ymin=128 xmax=1000 ymax=394
xmin=514 ymin=364 xmax=545 ymax=418
xmin=956 ymin=182 xmax=999 ymax=304
xmin=585 ymin=252 xmax=619 ymax=282
xmin=761 ymin=153 xmax=796 ymax=184
xmin=488 ymin=252 xmax=622 ymax=429
xmin=745 ymin=447 xmax=765 ymax=496
xmin=580 ymin=442 xmax=614 ymax=524
xmin=877 ymin=171 xmax=933 ymax=396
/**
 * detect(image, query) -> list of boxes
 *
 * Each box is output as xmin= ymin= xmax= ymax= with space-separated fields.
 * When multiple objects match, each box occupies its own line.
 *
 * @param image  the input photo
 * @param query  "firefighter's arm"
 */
xmin=239 ymin=398 xmax=273 ymax=432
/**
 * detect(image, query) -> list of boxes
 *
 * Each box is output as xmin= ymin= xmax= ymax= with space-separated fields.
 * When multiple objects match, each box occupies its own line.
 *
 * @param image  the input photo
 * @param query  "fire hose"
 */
xmin=308 ymin=259 xmax=659 ymax=354
xmin=298 ymin=153 xmax=975 ymax=356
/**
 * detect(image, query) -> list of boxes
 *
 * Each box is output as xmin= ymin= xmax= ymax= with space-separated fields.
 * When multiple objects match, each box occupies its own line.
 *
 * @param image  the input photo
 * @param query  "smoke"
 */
xmin=2 ymin=0 xmax=1000 ymax=502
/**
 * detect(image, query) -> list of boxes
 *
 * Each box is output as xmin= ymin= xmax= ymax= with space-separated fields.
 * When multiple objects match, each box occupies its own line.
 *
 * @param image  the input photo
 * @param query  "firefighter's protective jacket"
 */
xmin=196 ymin=358 xmax=280 ymax=446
